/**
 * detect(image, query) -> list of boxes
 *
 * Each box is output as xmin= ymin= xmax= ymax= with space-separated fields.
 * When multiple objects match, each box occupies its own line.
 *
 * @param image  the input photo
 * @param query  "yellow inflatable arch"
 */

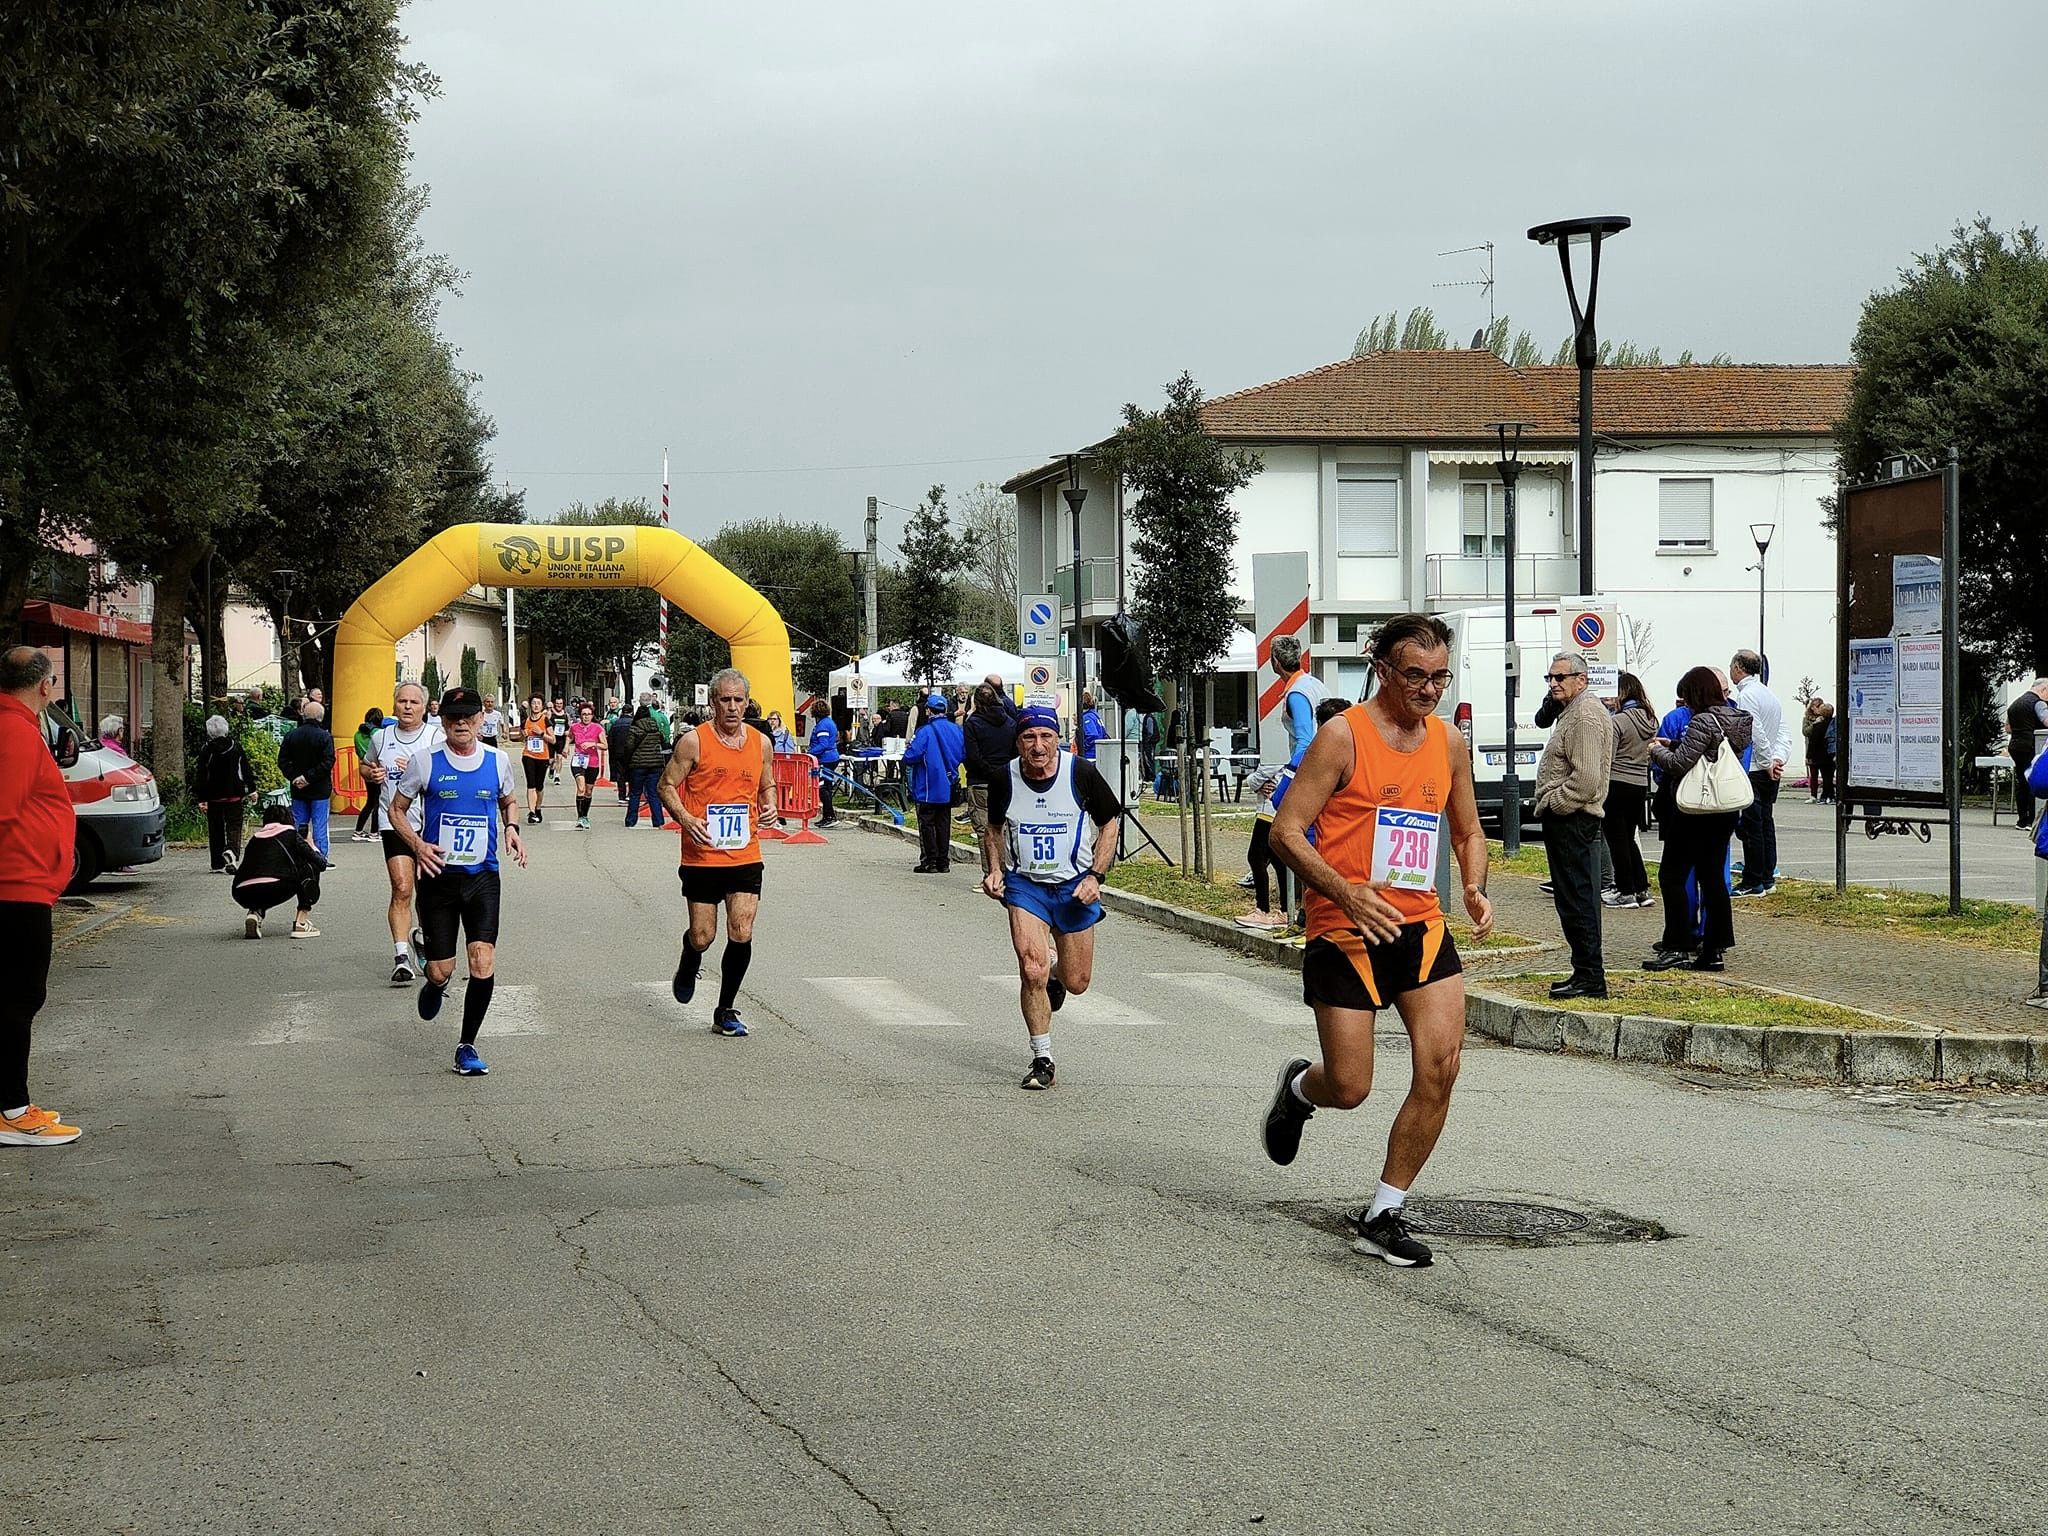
xmin=334 ymin=523 xmax=794 ymax=737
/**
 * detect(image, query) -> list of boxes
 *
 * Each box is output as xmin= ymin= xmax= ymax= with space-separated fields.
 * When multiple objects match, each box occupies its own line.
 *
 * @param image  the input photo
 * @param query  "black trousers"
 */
xmin=1658 ymin=811 xmax=1738 ymax=953
xmin=1248 ymin=816 xmax=1289 ymax=913
xmin=1601 ymin=782 xmax=1649 ymax=896
xmin=207 ymin=799 xmax=247 ymax=869
xmin=1542 ymin=809 xmax=1605 ymax=985
xmin=916 ymin=801 xmax=952 ymax=870
xmin=1738 ymin=770 xmax=1781 ymax=885
xmin=2016 ymin=740 xmax=2038 ymax=828
xmin=1 ymin=901 xmax=53 ymax=1110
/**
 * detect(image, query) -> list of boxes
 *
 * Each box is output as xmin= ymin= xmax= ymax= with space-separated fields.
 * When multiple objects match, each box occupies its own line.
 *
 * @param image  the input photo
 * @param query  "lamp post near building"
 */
xmin=1749 ymin=522 xmax=1776 ymax=676
xmin=1063 ymin=453 xmax=1089 ymax=736
xmin=1527 ymin=215 xmax=1630 ymax=597
xmin=1490 ymin=421 xmax=1534 ymax=856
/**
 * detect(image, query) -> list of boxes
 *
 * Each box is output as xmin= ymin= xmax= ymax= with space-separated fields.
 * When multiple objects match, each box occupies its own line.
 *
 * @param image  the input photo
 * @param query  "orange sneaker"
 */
xmin=0 ymin=1104 xmax=82 ymax=1147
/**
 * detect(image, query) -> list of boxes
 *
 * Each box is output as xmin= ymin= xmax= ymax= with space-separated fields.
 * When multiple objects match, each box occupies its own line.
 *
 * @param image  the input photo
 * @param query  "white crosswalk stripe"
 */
xmin=1146 ymin=970 xmax=1299 ymax=1023
xmin=808 ymin=977 xmax=968 ymax=1027
xmin=977 ymin=976 xmax=1167 ymax=1027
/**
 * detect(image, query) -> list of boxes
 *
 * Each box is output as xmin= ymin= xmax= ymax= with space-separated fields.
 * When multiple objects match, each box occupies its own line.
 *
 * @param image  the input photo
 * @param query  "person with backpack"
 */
xmin=623 ymin=704 xmax=671 ymax=828
xmin=231 ymin=804 xmax=325 ymax=940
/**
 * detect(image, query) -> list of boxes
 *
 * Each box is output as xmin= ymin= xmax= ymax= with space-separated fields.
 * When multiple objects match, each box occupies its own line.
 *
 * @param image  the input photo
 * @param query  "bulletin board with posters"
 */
xmin=1834 ymin=454 xmax=1961 ymax=909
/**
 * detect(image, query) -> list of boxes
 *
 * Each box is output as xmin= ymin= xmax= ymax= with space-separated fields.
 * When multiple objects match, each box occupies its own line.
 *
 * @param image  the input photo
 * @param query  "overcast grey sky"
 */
xmin=404 ymin=0 xmax=2046 ymax=545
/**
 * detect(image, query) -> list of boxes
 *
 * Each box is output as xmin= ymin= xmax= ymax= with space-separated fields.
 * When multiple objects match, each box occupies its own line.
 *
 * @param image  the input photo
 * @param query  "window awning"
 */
xmin=20 ymin=600 xmax=152 ymax=646
xmin=1428 ymin=448 xmax=1577 ymax=468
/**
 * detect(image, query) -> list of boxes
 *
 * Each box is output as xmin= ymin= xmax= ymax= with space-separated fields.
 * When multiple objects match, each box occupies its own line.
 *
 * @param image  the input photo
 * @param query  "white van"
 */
xmin=1431 ymin=602 xmax=1637 ymax=826
xmin=39 ymin=701 xmax=167 ymax=888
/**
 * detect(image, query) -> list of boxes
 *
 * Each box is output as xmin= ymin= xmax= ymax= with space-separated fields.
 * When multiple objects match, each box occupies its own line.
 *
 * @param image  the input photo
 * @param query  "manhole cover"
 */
xmin=1401 ymin=1198 xmax=1588 ymax=1239
xmin=1271 ymin=1197 xmax=1667 ymax=1248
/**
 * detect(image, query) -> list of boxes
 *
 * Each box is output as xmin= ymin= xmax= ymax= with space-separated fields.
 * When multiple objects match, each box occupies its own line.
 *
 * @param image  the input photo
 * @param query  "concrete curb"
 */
xmin=1466 ymin=983 xmax=2047 ymax=1087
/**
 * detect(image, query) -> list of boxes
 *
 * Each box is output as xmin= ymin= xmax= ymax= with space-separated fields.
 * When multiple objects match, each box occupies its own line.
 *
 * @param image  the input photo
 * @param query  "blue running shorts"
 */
xmin=1002 ymin=871 xmax=1105 ymax=935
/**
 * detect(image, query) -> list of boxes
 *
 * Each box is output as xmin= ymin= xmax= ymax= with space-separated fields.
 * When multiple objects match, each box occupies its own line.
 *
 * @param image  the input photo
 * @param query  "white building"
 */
xmin=1007 ymin=349 xmax=1849 ymax=729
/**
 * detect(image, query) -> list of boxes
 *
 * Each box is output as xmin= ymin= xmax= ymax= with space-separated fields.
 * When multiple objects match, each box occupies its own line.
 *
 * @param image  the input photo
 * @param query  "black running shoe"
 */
xmin=1020 ymin=1056 xmax=1055 ymax=1090
xmin=672 ymin=957 xmax=697 ymax=1005
xmin=1262 ymin=1057 xmax=1314 ymax=1166
xmin=1046 ymin=972 xmax=1066 ymax=1012
xmin=1353 ymin=1206 xmax=1433 ymax=1268
xmin=417 ymin=981 xmax=446 ymax=1022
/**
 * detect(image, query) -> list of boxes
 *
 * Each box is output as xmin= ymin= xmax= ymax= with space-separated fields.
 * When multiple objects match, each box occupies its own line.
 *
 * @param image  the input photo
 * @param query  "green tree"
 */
xmin=460 ymin=645 xmax=481 ymax=694
xmin=700 ymin=519 xmax=861 ymax=697
xmin=421 ymin=655 xmax=443 ymax=701
xmin=955 ymin=481 xmax=1019 ymax=650
xmin=1837 ymin=218 xmax=2048 ymax=674
xmin=1350 ymin=307 xmax=1729 ymax=366
xmin=896 ymin=486 xmax=970 ymax=691
xmin=517 ymin=499 xmax=663 ymax=700
xmin=0 ymin=2 xmax=432 ymax=782
xmin=1096 ymin=374 xmax=1260 ymax=874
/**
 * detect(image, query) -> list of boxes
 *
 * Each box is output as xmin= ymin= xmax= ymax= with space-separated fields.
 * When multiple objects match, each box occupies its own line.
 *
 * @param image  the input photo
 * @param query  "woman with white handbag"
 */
xmin=1643 ymin=667 xmax=1755 ymax=973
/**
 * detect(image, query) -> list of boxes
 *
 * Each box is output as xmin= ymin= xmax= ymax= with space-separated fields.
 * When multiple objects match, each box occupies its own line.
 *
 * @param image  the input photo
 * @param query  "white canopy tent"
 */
xmin=827 ymin=636 xmax=1034 ymax=693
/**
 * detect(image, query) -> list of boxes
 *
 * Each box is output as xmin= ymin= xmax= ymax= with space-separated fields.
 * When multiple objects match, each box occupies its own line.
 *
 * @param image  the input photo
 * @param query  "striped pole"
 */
xmin=659 ymin=449 xmax=670 ymax=676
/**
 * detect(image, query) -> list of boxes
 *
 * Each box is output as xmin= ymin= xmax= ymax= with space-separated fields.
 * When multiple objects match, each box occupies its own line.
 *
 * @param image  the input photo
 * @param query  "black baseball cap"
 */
xmin=438 ymin=687 xmax=484 ymax=719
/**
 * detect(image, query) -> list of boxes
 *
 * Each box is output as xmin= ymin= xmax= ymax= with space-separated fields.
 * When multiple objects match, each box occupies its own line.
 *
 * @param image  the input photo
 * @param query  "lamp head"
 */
xmin=1749 ymin=522 xmax=1776 ymax=554
xmin=1527 ymin=215 xmax=1632 ymax=247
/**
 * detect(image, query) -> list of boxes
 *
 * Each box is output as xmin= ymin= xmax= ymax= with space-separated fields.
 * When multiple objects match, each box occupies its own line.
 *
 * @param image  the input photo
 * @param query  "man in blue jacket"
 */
xmin=904 ymin=692 xmax=966 ymax=873
xmin=807 ymin=698 xmax=842 ymax=827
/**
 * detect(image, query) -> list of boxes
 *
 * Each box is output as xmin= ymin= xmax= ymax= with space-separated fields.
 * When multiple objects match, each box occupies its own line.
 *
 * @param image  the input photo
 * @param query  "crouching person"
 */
xmin=231 ymin=806 xmax=324 ymax=940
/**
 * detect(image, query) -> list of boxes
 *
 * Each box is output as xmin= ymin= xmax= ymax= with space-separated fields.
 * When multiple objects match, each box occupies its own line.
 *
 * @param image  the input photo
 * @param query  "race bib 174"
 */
xmin=706 ymin=803 xmax=751 ymax=850
xmin=1370 ymin=807 xmax=1439 ymax=891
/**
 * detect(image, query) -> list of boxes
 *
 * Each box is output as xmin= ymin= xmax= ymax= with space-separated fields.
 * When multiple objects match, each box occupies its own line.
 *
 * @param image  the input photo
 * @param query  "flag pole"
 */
xmin=659 ymin=449 xmax=670 ymax=685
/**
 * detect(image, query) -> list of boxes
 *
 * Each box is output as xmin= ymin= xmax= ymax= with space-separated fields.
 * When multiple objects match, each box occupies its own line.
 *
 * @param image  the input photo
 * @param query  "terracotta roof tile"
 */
xmin=1003 ymin=352 xmax=1851 ymax=490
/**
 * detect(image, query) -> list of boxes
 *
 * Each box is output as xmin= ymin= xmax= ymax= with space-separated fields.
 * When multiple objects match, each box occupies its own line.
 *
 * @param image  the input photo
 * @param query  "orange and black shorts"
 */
xmin=1302 ymin=920 xmax=1462 ymax=1012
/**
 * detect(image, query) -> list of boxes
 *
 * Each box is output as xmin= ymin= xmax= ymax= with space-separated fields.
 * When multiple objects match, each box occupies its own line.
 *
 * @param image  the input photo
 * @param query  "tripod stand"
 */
xmin=1108 ymin=698 xmax=1173 ymax=866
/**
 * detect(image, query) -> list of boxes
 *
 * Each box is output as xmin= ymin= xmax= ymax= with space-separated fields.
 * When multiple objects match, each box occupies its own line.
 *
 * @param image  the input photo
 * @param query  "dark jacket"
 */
xmin=627 ymin=716 xmax=670 ymax=772
xmin=193 ymin=736 xmax=258 ymax=801
xmin=232 ymin=821 xmax=323 ymax=909
xmin=607 ymin=713 xmax=635 ymax=769
xmin=962 ymin=705 xmax=1019 ymax=785
xmin=276 ymin=722 xmax=335 ymax=802
xmin=1651 ymin=702 xmax=1755 ymax=784
xmin=903 ymin=716 xmax=966 ymax=804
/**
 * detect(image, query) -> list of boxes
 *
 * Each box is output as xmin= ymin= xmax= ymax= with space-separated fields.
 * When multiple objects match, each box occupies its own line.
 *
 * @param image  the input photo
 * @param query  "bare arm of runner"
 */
xmin=1269 ymin=716 xmax=1407 ymax=944
xmin=1444 ymin=726 xmax=1493 ymax=941
xmin=656 ymin=728 xmax=711 ymax=844
xmin=758 ymin=733 xmax=779 ymax=829
xmin=390 ymin=789 xmax=444 ymax=878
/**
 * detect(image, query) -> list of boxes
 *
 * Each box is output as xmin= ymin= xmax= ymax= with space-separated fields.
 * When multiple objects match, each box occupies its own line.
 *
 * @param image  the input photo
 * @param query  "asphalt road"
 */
xmin=7 ymin=798 xmax=2047 ymax=1535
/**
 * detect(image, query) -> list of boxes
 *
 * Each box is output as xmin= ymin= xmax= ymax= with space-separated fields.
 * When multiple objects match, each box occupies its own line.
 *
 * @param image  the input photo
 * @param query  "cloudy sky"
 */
xmin=403 ymin=0 xmax=2046 ymax=544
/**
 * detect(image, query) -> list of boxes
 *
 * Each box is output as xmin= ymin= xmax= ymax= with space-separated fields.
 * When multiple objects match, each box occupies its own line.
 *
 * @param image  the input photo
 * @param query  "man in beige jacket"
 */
xmin=1533 ymin=653 xmax=1614 ymax=998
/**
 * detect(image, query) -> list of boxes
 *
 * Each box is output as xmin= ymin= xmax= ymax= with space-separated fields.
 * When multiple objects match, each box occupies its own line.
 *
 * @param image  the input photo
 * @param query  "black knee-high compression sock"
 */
xmin=576 ymin=794 xmax=591 ymax=818
xmin=673 ymin=938 xmax=707 ymax=1003
xmin=717 ymin=940 xmax=753 ymax=1013
xmin=460 ymin=975 xmax=495 ymax=1045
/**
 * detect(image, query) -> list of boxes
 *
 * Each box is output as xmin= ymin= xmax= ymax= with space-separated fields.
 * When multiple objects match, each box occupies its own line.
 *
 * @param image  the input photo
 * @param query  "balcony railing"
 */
xmin=1425 ymin=552 xmax=1580 ymax=605
xmin=1054 ymin=557 xmax=1119 ymax=612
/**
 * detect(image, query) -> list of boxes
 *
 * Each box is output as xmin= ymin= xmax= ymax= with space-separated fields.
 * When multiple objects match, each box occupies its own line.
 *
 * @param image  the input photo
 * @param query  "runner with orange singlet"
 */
xmin=659 ymin=667 xmax=778 ymax=1037
xmin=517 ymin=695 xmax=550 ymax=824
xmin=1261 ymin=613 xmax=1493 ymax=1268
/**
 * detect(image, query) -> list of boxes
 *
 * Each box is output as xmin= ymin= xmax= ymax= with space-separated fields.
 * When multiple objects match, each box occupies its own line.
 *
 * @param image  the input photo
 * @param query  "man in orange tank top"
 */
xmin=659 ymin=667 xmax=778 ymax=1037
xmin=1264 ymin=614 xmax=1493 ymax=1269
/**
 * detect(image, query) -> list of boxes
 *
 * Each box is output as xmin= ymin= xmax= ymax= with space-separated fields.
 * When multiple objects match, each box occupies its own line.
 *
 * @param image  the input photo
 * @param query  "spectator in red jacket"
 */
xmin=0 ymin=647 xmax=83 ymax=1146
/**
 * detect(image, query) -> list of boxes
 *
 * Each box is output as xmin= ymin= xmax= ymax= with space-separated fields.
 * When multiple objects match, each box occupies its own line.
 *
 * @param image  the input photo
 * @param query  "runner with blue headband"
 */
xmin=980 ymin=700 xmax=1123 ymax=1091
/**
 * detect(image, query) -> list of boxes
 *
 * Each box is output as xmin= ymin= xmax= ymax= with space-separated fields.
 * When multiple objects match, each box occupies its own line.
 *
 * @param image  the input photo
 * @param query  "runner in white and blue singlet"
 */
xmin=981 ymin=702 xmax=1122 ymax=1091
xmin=391 ymin=688 xmax=528 ymax=1076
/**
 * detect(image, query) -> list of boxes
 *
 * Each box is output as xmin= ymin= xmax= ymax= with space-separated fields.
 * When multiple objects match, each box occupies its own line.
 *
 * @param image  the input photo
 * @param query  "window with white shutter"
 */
xmin=1336 ymin=472 xmax=1400 ymax=556
xmin=1657 ymin=478 xmax=1714 ymax=548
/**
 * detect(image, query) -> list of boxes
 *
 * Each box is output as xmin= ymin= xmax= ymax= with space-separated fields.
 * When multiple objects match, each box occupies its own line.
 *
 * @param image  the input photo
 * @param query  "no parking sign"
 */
xmin=1569 ymin=608 xmax=1619 ymax=694
xmin=1028 ymin=664 xmax=1052 ymax=688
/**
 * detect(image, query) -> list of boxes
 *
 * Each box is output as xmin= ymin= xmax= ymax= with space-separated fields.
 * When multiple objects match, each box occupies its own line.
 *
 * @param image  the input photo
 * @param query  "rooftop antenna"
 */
xmin=1434 ymin=241 xmax=1495 ymax=337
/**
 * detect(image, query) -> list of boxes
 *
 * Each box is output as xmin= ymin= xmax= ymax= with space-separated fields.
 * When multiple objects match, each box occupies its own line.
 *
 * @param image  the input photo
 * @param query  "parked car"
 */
xmin=40 ymin=701 xmax=166 ymax=889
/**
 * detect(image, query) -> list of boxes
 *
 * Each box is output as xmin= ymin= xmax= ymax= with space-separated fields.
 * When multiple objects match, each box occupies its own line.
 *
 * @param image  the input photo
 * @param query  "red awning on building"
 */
xmin=20 ymin=600 xmax=152 ymax=647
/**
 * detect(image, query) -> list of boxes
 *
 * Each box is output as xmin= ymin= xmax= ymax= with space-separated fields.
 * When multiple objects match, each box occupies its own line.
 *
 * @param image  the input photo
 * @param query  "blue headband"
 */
xmin=1018 ymin=705 xmax=1061 ymax=734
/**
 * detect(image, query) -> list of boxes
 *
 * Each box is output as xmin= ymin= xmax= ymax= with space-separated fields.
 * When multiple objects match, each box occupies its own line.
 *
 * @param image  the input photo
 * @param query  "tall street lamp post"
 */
xmin=1527 ymin=215 xmax=1630 ymax=598
xmin=1490 ymin=421 xmax=1533 ymax=856
xmin=1749 ymin=522 xmax=1776 ymax=675
xmin=1063 ymin=454 xmax=1089 ymax=739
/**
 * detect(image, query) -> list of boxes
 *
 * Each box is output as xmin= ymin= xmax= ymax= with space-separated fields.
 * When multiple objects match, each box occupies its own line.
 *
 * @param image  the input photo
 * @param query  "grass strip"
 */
xmin=1493 ymin=972 xmax=1894 ymax=1031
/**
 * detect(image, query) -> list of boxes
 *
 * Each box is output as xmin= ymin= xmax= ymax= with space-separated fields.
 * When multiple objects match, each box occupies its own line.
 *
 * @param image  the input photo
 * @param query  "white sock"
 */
xmin=1366 ymin=1180 xmax=1407 ymax=1220
xmin=1029 ymin=1033 xmax=1052 ymax=1061
xmin=395 ymin=941 xmax=409 ymax=958
xmin=3 ymin=1105 xmax=28 ymax=1120
xmin=1288 ymin=1067 xmax=1312 ymax=1106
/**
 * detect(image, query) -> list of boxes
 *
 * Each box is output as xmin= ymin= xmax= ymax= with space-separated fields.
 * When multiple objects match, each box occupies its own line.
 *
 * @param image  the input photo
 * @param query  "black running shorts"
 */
xmin=1302 ymin=920 xmax=1462 ymax=1012
xmin=522 ymin=757 xmax=548 ymax=792
xmin=415 ymin=867 xmax=503 ymax=959
xmin=380 ymin=828 xmax=413 ymax=864
xmin=679 ymin=861 xmax=765 ymax=907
